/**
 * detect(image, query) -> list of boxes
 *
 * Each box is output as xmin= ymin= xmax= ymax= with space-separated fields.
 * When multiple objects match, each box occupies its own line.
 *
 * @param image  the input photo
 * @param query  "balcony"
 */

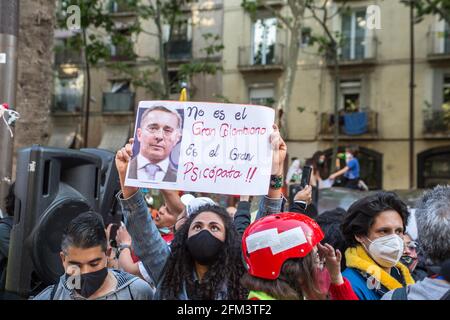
xmin=103 ymin=92 xmax=135 ymax=113
xmin=423 ymin=108 xmax=450 ymax=137
xmin=238 ymin=44 xmax=285 ymax=72
xmin=319 ymin=110 xmax=378 ymax=140
xmin=327 ymin=36 xmax=377 ymax=68
xmin=164 ymin=40 xmax=192 ymax=61
xmin=52 ymin=93 xmax=83 ymax=113
xmin=108 ymin=0 xmax=136 ymax=16
xmin=110 ymin=43 xmax=136 ymax=62
xmin=54 ymin=47 xmax=82 ymax=66
xmin=427 ymin=31 xmax=450 ymax=63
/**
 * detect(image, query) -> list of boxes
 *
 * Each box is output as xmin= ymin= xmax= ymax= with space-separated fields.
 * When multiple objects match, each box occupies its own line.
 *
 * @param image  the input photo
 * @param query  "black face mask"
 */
xmin=65 ymin=267 xmax=108 ymax=298
xmin=186 ymin=229 xmax=224 ymax=266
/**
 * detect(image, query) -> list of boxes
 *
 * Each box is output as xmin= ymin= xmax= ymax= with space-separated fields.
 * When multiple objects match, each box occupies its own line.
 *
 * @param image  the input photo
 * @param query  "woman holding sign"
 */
xmin=114 ymin=125 xmax=287 ymax=300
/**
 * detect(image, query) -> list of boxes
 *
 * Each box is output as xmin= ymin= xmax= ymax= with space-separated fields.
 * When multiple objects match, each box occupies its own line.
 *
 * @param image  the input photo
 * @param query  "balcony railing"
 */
xmin=320 ymin=110 xmax=378 ymax=137
xmin=164 ymin=40 xmax=192 ymax=61
xmin=110 ymin=43 xmax=136 ymax=61
xmin=427 ymin=30 xmax=450 ymax=58
xmin=423 ymin=109 xmax=450 ymax=134
xmin=54 ymin=47 xmax=82 ymax=65
xmin=52 ymin=93 xmax=83 ymax=113
xmin=103 ymin=92 xmax=135 ymax=112
xmin=108 ymin=0 xmax=135 ymax=14
xmin=326 ymin=36 xmax=377 ymax=66
xmin=238 ymin=43 xmax=285 ymax=70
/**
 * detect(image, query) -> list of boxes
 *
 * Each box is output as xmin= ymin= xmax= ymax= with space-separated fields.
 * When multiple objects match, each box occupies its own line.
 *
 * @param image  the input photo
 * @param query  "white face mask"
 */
xmin=364 ymin=234 xmax=404 ymax=268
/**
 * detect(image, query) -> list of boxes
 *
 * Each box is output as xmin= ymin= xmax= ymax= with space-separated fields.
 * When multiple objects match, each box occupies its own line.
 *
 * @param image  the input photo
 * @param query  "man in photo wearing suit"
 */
xmin=129 ymin=106 xmax=182 ymax=182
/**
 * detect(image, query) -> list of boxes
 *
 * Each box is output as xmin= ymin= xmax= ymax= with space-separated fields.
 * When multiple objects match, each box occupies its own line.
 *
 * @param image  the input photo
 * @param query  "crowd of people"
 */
xmin=1 ymin=124 xmax=449 ymax=300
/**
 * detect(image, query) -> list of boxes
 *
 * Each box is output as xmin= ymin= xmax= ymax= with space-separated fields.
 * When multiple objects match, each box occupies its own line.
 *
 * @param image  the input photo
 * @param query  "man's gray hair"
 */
xmin=415 ymin=185 xmax=450 ymax=264
xmin=140 ymin=105 xmax=182 ymax=130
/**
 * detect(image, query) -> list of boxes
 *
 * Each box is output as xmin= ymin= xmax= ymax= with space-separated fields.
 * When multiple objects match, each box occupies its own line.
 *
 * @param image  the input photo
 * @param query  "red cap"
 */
xmin=242 ymin=212 xmax=324 ymax=280
xmin=1 ymin=103 xmax=9 ymax=109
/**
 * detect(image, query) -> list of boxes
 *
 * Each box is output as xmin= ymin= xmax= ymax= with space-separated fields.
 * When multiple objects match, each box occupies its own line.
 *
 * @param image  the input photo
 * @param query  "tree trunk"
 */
xmin=14 ymin=0 xmax=54 ymax=151
xmin=276 ymin=19 xmax=302 ymax=139
xmin=155 ymin=1 xmax=170 ymax=99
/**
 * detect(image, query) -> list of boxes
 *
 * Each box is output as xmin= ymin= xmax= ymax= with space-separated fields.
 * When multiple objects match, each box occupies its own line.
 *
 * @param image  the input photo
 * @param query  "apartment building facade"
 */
xmin=221 ymin=0 xmax=450 ymax=190
xmin=49 ymin=0 xmax=450 ymax=190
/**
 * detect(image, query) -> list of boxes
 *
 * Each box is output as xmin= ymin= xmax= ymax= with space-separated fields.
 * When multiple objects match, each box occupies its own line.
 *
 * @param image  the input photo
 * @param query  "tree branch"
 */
xmin=261 ymin=2 xmax=293 ymax=30
xmin=140 ymin=29 xmax=159 ymax=37
xmin=307 ymin=3 xmax=336 ymax=45
xmin=424 ymin=0 xmax=450 ymax=24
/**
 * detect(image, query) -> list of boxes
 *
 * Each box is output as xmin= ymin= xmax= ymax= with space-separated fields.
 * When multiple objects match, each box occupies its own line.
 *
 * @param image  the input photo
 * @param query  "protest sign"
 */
xmin=125 ymin=101 xmax=275 ymax=195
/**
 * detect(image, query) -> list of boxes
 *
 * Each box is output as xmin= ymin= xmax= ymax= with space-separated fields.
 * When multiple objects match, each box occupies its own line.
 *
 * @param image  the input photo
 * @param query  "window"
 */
xmin=163 ymin=18 xmax=192 ymax=60
xmin=111 ymin=81 xmax=131 ymax=93
xmin=110 ymin=29 xmax=134 ymax=61
xmin=445 ymin=23 xmax=450 ymax=54
xmin=103 ymin=81 xmax=134 ymax=112
xmin=249 ymin=87 xmax=275 ymax=107
xmin=340 ymin=80 xmax=361 ymax=112
xmin=324 ymin=147 xmax=383 ymax=190
xmin=169 ymin=70 xmax=182 ymax=94
xmin=53 ymin=73 xmax=84 ymax=113
xmin=252 ymin=17 xmax=277 ymax=65
xmin=443 ymin=76 xmax=450 ymax=108
xmin=418 ymin=147 xmax=450 ymax=188
xmin=109 ymin=0 xmax=134 ymax=13
xmin=54 ymin=37 xmax=82 ymax=66
xmin=171 ymin=19 xmax=189 ymax=41
xmin=435 ymin=21 xmax=450 ymax=54
xmin=301 ymin=27 xmax=312 ymax=48
xmin=341 ymin=8 xmax=367 ymax=60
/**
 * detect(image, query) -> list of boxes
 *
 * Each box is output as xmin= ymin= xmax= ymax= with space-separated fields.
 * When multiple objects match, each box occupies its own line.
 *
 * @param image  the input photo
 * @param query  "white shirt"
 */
xmin=136 ymin=153 xmax=169 ymax=182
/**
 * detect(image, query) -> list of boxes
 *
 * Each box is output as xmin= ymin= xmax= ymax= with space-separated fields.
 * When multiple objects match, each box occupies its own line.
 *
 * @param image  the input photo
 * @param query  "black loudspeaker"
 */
xmin=6 ymin=145 xmax=101 ymax=297
xmin=80 ymin=148 xmax=122 ymax=229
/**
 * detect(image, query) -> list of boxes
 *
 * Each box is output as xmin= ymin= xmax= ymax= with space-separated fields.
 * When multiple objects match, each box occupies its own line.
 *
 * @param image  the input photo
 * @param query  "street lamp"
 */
xmin=0 ymin=0 xmax=19 ymax=213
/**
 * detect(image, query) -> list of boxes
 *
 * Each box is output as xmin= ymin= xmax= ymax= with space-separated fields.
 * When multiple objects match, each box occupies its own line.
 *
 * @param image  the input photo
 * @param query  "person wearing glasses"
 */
xmin=128 ymin=106 xmax=182 ymax=182
xmin=401 ymin=233 xmax=427 ymax=281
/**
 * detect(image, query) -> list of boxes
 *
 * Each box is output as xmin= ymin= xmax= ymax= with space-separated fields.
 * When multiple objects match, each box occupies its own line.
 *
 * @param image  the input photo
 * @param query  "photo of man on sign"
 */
xmin=125 ymin=100 xmax=275 ymax=195
xmin=128 ymin=105 xmax=183 ymax=183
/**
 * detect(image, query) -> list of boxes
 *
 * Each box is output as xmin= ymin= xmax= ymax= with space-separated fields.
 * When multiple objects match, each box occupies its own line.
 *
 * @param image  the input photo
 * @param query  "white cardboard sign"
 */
xmin=125 ymin=101 xmax=275 ymax=195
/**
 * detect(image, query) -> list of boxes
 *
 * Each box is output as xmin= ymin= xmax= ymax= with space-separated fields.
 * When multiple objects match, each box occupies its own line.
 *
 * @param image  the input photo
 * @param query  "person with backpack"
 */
xmin=0 ymin=183 xmax=14 ymax=291
xmin=382 ymin=185 xmax=450 ymax=300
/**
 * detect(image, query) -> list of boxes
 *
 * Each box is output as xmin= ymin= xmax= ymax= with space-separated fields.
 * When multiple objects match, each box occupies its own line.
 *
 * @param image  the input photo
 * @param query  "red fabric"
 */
xmin=329 ymin=277 xmax=359 ymax=300
xmin=130 ymin=249 xmax=140 ymax=263
xmin=162 ymin=233 xmax=174 ymax=244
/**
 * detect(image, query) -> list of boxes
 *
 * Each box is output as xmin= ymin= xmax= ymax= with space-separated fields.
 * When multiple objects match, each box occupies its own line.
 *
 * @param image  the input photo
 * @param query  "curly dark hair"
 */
xmin=341 ymin=192 xmax=409 ymax=248
xmin=160 ymin=204 xmax=247 ymax=300
xmin=315 ymin=207 xmax=348 ymax=270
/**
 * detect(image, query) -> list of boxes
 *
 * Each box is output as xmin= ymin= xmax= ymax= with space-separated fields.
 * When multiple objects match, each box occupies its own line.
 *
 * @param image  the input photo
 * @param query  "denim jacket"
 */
xmin=117 ymin=191 xmax=283 ymax=300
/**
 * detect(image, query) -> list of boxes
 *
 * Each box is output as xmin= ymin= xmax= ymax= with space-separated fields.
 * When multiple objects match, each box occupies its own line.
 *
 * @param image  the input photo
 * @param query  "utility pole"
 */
xmin=409 ymin=0 xmax=415 ymax=189
xmin=0 ymin=0 xmax=20 ymax=214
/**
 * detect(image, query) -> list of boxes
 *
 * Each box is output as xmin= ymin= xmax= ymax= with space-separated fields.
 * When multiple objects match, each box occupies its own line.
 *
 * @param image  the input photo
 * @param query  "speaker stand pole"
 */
xmin=0 ymin=0 xmax=19 ymax=214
